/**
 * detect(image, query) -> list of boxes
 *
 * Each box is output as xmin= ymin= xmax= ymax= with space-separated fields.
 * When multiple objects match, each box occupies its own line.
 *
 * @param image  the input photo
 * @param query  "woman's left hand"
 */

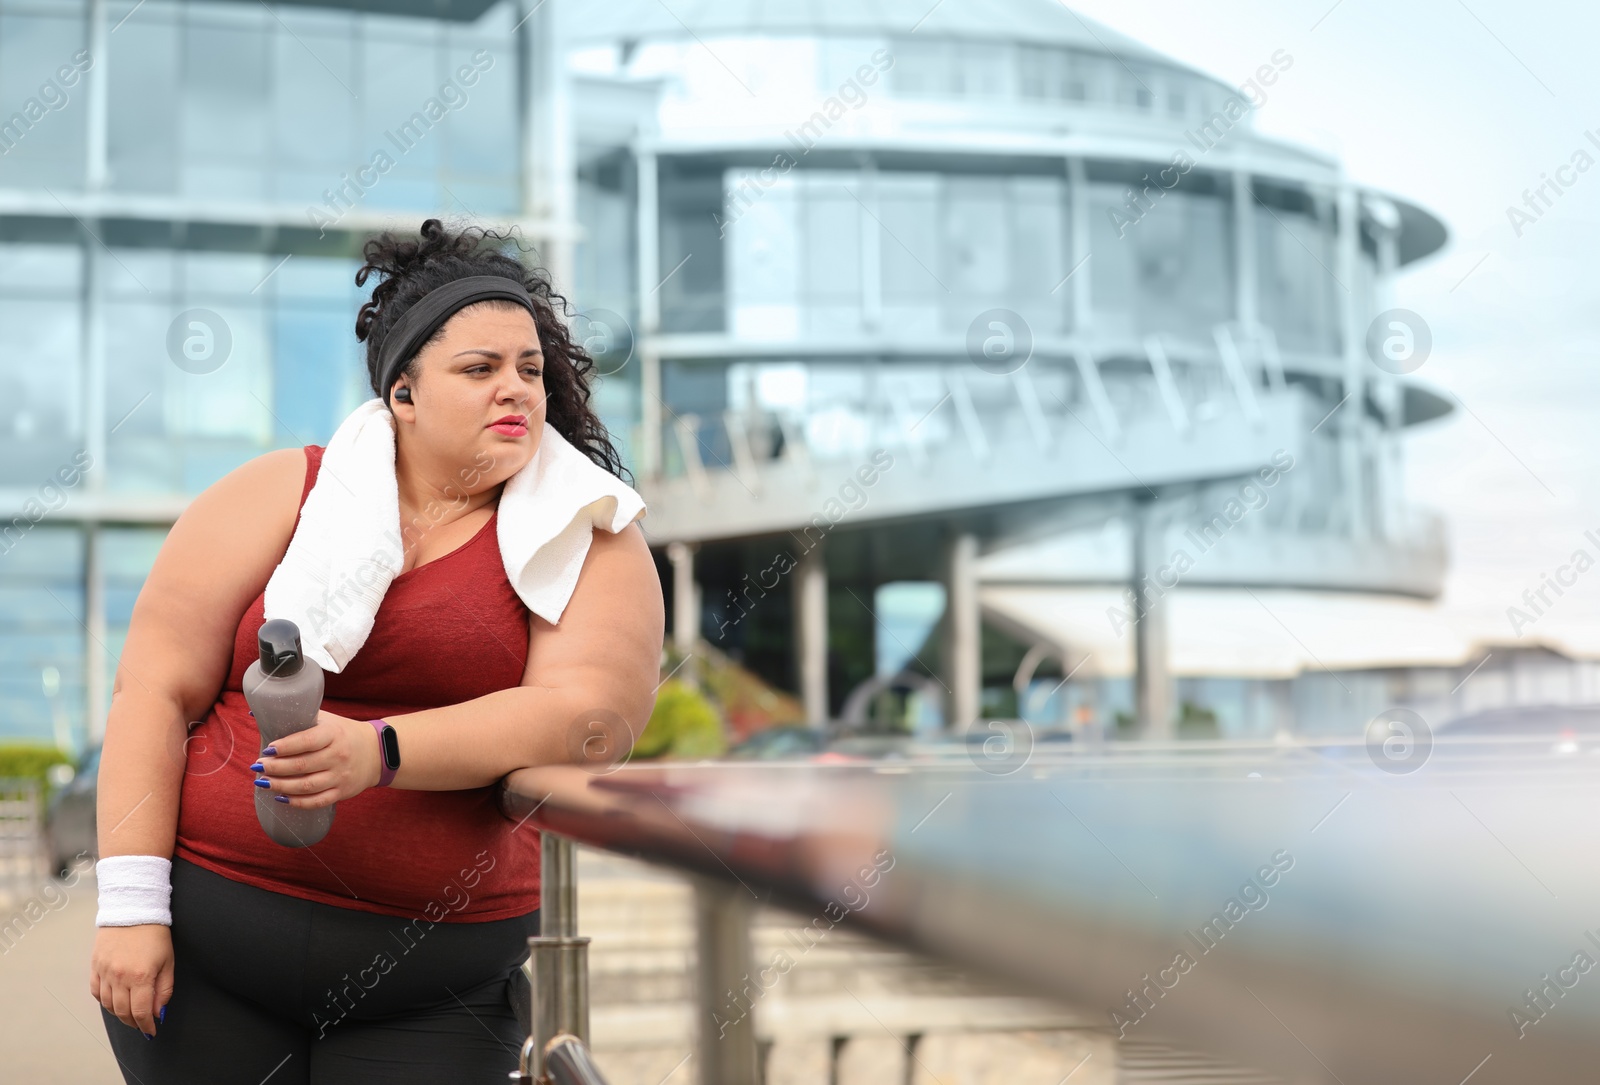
xmin=252 ymin=712 xmax=382 ymax=808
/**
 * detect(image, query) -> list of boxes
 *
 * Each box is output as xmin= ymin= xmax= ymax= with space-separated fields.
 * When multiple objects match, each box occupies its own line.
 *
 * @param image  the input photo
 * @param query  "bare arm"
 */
xmin=91 ymin=447 xmax=305 ymax=1036
xmin=96 ymin=447 xmax=306 ymax=856
xmin=261 ymin=519 xmax=665 ymax=801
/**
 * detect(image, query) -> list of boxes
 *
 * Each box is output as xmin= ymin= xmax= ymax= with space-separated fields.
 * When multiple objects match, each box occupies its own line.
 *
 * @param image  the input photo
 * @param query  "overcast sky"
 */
xmin=1063 ymin=0 xmax=1600 ymax=657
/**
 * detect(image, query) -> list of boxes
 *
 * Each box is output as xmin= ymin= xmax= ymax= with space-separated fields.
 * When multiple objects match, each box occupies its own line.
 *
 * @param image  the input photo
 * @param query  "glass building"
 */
xmin=0 ymin=0 xmax=576 ymax=746
xmin=561 ymin=0 xmax=1452 ymax=737
xmin=0 ymin=0 xmax=1454 ymax=748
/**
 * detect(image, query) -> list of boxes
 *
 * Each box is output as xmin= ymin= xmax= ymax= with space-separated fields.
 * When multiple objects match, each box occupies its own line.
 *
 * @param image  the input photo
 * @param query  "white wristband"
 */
xmin=95 ymin=855 xmax=173 ymax=927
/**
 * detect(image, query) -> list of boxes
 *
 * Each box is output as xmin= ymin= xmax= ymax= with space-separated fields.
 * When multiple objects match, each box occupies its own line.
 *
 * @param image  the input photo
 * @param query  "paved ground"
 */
xmin=0 ymin=868 xmax=125 ymax=1084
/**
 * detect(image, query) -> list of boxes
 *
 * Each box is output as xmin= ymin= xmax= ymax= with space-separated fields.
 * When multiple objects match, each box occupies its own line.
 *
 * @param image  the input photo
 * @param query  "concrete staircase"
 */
xmin=577 ymin=846 xmax=1116 ymax=1085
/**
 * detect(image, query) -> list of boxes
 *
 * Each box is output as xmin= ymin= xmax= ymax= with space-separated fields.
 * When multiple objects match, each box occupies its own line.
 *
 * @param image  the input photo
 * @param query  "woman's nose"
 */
xmin=495 ymin=374 xmax=527 ymax=403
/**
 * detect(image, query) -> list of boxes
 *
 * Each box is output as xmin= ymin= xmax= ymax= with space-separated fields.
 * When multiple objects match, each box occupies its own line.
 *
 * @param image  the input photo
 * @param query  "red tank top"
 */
xmin=174 ymin=445 xmax=541 ymax=921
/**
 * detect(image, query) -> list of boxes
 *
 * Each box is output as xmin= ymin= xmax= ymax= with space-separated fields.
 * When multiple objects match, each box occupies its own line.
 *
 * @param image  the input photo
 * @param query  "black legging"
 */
xmin=101 ymin=857 xmax=540 ymax=1084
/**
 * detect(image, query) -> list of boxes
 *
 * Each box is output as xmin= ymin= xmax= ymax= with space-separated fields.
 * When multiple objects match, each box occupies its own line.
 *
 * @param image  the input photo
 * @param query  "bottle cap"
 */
xmin=257 ymin=618 xmax=304 ymax=677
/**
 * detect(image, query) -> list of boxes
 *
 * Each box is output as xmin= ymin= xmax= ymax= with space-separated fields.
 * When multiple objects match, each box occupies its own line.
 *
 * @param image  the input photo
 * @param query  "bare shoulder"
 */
xmin=577 ymin=521 xmax=663 ymax=614
xmin=585 ymin=518 xmax=654 ymax=565
xmin=522 ymin=519 xmax=663 ymax=689
xmin=194 ymin=447 xmax=308 ymax=532
xmin=123 ymin=447 xmax=310 ymax=717
xmin=174 ymin=446 xmax=308 ymax=585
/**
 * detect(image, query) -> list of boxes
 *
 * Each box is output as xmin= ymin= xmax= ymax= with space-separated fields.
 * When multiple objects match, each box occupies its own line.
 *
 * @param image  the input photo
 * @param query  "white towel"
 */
xmin=263 ymin=397 xmax=646 ymax=673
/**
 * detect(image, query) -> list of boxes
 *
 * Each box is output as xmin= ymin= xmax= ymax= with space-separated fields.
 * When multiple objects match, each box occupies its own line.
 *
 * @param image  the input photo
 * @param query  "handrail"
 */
xmin=542 ymin=1033 xmax=612 ymax=1085
xmin=502 ymin=737 xmax=1600 ymax=1085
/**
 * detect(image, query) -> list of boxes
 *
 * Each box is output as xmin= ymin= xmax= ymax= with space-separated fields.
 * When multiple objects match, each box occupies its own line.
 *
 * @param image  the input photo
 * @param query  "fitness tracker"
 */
xmin=368 ymin=719 xmax=401 ymax=787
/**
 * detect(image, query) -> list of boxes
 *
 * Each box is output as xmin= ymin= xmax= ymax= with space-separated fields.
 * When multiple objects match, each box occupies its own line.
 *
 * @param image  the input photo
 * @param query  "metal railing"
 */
xmin=500 ymin=735 xmax=1600 ymax=1085
xmin=653 ymin=322 xmax=1309 ymax=490
xmin=505 ymin=831 xmax=604 ymax=1084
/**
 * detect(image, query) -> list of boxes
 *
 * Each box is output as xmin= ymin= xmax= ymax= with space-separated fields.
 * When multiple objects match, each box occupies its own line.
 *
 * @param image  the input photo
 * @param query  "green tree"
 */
xmin=634 ymin=680 xmax=728 ymax=760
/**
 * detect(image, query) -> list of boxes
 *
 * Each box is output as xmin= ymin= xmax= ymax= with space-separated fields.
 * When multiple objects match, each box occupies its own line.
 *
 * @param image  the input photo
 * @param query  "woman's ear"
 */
xmin=387 ymin=380 xmax=412 ymax=419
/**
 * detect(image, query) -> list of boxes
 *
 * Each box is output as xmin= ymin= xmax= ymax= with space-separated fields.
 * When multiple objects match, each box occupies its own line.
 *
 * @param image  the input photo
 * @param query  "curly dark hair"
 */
xmin=353 ymin=217 xmax=630 ymax=485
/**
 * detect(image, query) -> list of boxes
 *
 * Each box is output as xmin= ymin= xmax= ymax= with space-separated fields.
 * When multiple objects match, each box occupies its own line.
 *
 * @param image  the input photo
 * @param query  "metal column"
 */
xmin=944 ymin=532 xmax=980 ymax=732
xmin=1066 ymin=157 xmax=1092 ymax=334
xmin=793 ymin=541 xmax=828 ymax=728
xmin=693 ymin=877 xmax=759 ymax=1085
xmin=1335 ymin=182 xmax=1367 ymax=538
xmin=636 ymin=150 xmax=662 ymax=479
xmin=82 ymin=0 xmax=109 ymax=747
xmin=667 ymin=540 xmax=700 ymax=687
xmin=521 ymin=0 xmax=574 ymax=290
xmin=1132 ymin=504 xmax=1172 ymax=740
xmin=524 ymin=834 xmax=592 ymax=1081
xmin=1232 ymin=170 xmax=1257 ymax=331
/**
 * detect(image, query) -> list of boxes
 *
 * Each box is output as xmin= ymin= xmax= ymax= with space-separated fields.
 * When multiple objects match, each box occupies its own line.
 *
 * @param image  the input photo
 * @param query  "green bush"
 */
xmin=0 ymin=743 xmax=76 ymax=808
xmin=634 ymin=680 xmax=727 ymax=760
xmin=1177 ymin=701 xmax=1221 ymax=739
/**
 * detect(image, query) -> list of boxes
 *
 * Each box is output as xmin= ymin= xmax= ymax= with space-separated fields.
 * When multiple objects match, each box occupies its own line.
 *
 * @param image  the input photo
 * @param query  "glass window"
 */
xmin=888 ymin=37 xmax=953 ymax=97
xmin=661 ymin=169 xmax=725 ymax=334
xmin=800 ymin=172 xmax=863 ymax=337
xmin=876 ymin=172 xmax=941 ymax=331
xmin=1008 ymin=175 xmax=1070 ymax=336
xmin=575 ymin=150 xmax=635 ymax=318
xmin=952 ymin=42 xmax=1010 ymax=98
xmin=102 ymin=526 xmax=165 ymax=645
xmin=0 ymin=291 xmax=83 ymax=486
xmin=106 ymin=3 xmax=523 ymax=210
xmin=359 ymin=33 xmax=444 ymax=210
xmin=270 ymin=22 xmax=357 ymax=206
xmin=273 ymin=302 xmax=364 ymax=446
xmin=1065 ymin=51 xmax=1106 ymax=104
xmin=272 ymin=252 xmax=357 ymax=302
xmin=107 ymin=14 xmax=179 ymax=194
xmin=942 ymin=176 xmax=1009 ymax=332
xmin=1165 ymin=81 xmax=1189 ymax=122
xmin=0 ymin=241 xmax=80 ymax=292
xmin=106 ymin=251 xmax=364 ymax=494
xmin=179 ymin=18 xmax=270 ymax=201
xmin=0 ymin=527 xmax=83 ymax=746
xmin=0 ymin=9 xmax=90 ymax=191
xmin=1255 ymin=185 xmax=1341 ymax=355
xmin=1088 ymin=171 xmax=1233 ymax=342
xmin=1018 ymin=45 xmax=1052 ymax=100
xmin=441 ymin=32 xmax=517 ymax=209
xmin=723 ymin=168 xmax=799 ymax=339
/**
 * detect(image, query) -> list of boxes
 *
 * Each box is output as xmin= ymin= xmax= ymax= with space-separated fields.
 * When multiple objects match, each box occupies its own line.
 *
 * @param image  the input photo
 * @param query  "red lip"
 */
xmin=489 ymin=414 xmax=529 ymax=438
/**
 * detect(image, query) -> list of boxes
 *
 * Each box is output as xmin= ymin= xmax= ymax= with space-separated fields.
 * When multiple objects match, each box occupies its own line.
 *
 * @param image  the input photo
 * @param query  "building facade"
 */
xmin=0 ymin=0 xmax=1456 ymax=749
xmin=0 ymin=0 xmax=575 ymax=747
xmin=562 ymin=0 xmax=1453 ymax=737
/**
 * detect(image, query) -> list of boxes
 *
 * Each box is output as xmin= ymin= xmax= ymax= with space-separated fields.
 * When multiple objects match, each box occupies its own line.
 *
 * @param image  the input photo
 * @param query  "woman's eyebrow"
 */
xmin=452 ymin=347 xmax=545 ymax=359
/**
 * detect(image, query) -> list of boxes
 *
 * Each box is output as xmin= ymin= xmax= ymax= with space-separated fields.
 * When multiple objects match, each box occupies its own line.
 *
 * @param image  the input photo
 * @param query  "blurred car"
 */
xmin=723 ymin=725 xmax=831 ymax=760
xmin=1435 ymin=704 xmax=1600 ymax=737
xmin=43 ymin=744 xmax=99 ymax=877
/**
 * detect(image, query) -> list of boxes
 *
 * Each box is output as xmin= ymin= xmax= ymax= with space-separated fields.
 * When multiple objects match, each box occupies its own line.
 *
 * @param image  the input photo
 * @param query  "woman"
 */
xmin=88 ymin=219 xmax=664 ymax=1083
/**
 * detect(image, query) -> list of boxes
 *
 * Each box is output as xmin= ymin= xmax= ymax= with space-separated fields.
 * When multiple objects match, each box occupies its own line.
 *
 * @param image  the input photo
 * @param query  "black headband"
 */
xmin=375 ymin=274 xmax=538 ymax=408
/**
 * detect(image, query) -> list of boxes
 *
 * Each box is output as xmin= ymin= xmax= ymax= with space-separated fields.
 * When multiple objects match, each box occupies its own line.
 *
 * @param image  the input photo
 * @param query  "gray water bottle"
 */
xmin=244 ymin=618 xmax=333 ymax=847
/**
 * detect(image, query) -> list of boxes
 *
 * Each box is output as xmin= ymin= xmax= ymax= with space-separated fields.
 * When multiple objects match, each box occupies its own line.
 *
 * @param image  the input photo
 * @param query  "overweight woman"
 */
xmin=88 ymin=219 xmax=664 ymax=1084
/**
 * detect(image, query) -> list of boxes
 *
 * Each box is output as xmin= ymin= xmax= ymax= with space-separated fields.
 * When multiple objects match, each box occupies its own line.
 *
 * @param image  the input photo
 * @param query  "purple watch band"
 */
xmin=368 ymin=719 xmax=398 ymax=787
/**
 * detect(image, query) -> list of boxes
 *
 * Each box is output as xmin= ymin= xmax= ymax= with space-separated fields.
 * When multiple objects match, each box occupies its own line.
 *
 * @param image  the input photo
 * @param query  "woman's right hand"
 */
xmin=90 ymin=924 xmax=175 ymax=1037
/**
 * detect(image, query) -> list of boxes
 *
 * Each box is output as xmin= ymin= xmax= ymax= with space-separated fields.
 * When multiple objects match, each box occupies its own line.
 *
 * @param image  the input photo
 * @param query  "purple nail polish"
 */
xmin=262 ymin=746 xmax=276 ymax=756
xmin=249 ymin=762 xmax=264 ymax=772
xmin=254 ymin=778 xmax=271 ymax=788
xmin=158 ymin=1006 xmax=166 ymax=1022
xmin=142 ymin=1032 xmax=153 ymax=1040
xmin=274 ymin=795 xmax=289 ymax=803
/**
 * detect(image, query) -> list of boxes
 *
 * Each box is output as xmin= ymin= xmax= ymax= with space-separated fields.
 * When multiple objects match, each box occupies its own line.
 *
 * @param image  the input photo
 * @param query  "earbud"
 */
xmin=394 ymin=386 xmax=412 ymax=403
